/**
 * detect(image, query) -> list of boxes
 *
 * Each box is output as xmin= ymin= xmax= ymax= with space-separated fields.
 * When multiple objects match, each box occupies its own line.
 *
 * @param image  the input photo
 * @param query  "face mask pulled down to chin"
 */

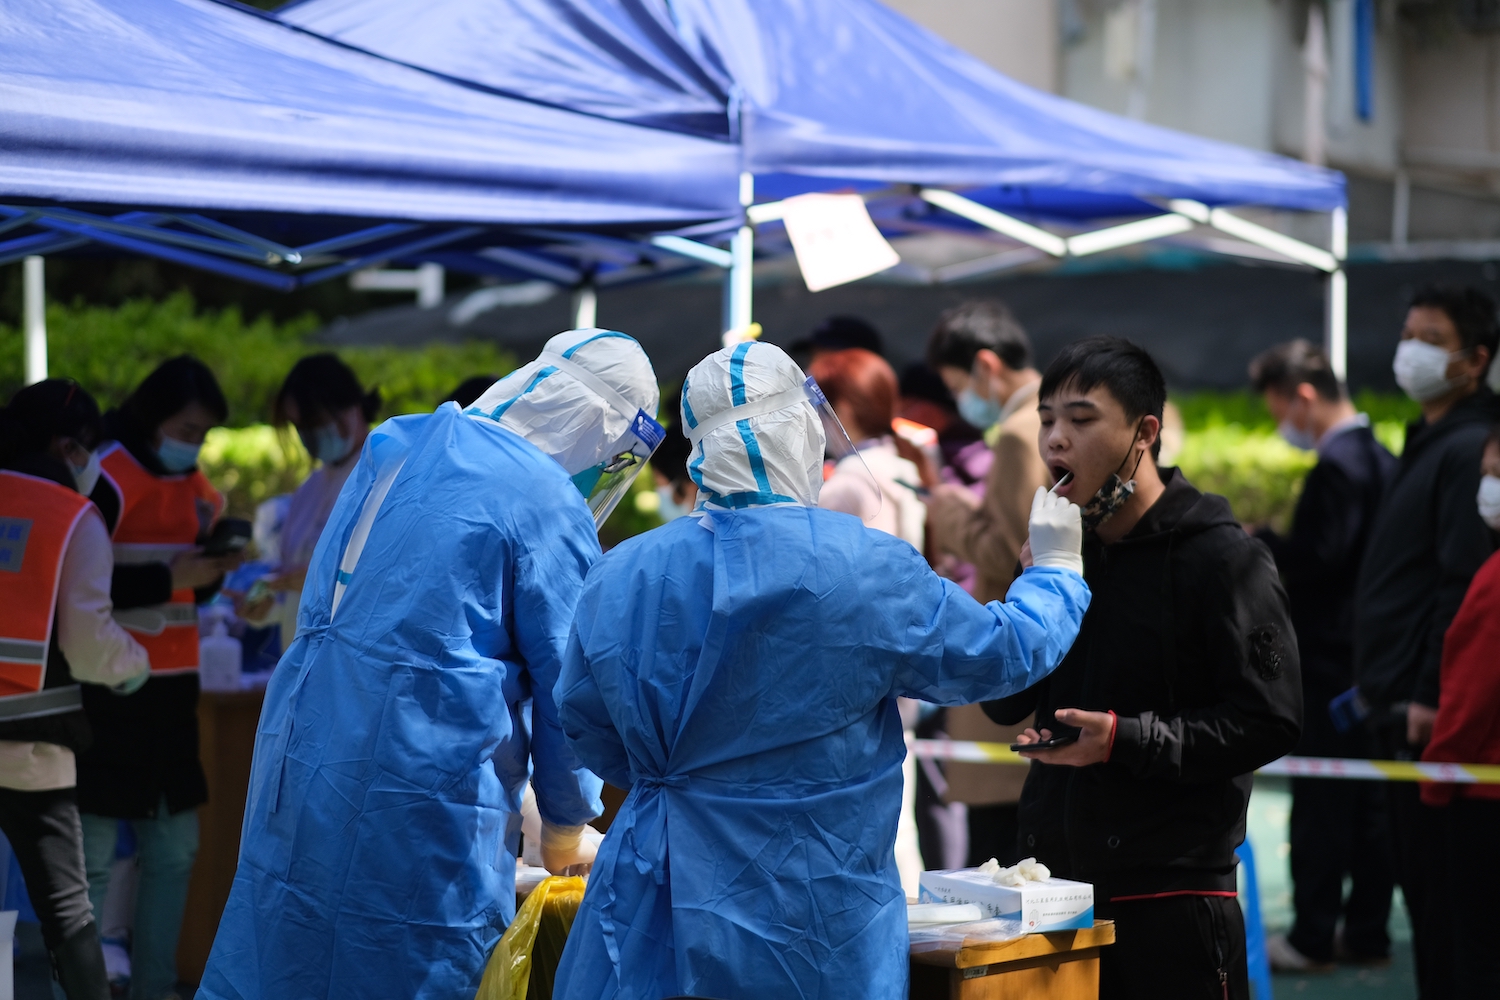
xmin=1078 ymin=422 xmax=1148 ymax=532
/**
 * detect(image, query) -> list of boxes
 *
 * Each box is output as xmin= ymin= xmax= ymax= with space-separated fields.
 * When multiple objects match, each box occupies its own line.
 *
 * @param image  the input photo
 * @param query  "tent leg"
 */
xmin=728 ymin=225 xmax=753 ymax=333
xmin=725 ymin=172 xmax=754 ymax=334
xmin=1326 ymin=206 xmax=1348 ymax=385
xmin=571 ymin=282 xmax=597 ymax=329
xmin=1326 ymin=269 xmax=1348 ymax=385
xmin=23 ymin=255 xmax=46 ymax=385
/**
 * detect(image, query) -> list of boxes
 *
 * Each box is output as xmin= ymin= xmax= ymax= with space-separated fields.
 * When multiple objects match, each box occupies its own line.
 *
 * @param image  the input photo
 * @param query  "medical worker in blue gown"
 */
xmin=553 ymin=342 xmax=1091 ymax=1000
xmin=197 ymin=329 xmax=666 ymax=1000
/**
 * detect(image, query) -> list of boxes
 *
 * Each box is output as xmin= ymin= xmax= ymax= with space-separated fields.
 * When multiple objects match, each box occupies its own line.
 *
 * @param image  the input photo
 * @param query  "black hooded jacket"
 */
xmin=1354 ymin=389 xmax=1496 ymax=713
xmin=984 ymin=468 xmax=1302 ymax=899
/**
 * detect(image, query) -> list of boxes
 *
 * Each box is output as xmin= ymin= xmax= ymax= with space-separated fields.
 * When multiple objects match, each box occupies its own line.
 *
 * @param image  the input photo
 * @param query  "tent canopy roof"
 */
xmin=0 ymin=0 xmax=740 ymax=228
xmin=282 ymin=0 xmax=1345 ymax=217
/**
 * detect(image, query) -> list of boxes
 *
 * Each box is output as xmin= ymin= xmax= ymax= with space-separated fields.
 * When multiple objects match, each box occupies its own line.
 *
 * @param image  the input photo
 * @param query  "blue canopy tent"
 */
xmin=0 ymin=0 xmax=743 ymax=378
xmin=282 ymin=0 xmax=1354 ymax=376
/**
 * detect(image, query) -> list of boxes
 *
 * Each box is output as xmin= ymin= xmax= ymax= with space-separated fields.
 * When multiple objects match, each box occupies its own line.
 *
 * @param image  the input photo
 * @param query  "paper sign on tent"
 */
xmin=780 ymin=193 xmax=901 ymax=292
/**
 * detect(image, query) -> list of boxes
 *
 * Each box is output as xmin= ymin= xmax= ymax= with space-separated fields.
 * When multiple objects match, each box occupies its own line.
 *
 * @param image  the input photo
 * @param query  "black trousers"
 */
xmin=1095 ymin=894 xmax=1249 ymax=1000
xmin=1371 ymin=727 xmax=1455 ymax=1000
xmin=1444 ymin=797 xmax=1500 ymax=997
xmin=0 ymin=786 xmax=96 ymax=950
xmin=1286 ymin=776 xmax=1394 ymax=961
xmin=1287 ymin=692 xmax=1395 ymax=962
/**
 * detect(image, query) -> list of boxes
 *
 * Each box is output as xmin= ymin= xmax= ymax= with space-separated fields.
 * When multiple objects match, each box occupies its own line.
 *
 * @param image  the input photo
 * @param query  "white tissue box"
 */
xmin=918 ymin=868 xmax=1094 ymax=933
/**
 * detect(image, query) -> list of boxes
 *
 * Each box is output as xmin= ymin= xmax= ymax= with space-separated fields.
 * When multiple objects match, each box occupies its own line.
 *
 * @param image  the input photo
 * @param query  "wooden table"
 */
xmin=909 ymin=920 xmax=1115 ymax=1000
xmin=177 ymin=685 xmax=266 ymax=985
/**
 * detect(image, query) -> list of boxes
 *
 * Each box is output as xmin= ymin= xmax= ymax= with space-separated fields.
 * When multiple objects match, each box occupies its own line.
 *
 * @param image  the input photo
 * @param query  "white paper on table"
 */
xmin=780 ymin=193 xmax=901 ymax=292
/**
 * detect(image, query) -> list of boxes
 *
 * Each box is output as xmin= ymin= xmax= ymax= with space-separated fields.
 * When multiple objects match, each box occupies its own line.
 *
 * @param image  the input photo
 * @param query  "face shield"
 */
xmin=535 ymin=349 xmax=665 ymax=526
xmin=570 ymin=408 xmax=666 ymax=525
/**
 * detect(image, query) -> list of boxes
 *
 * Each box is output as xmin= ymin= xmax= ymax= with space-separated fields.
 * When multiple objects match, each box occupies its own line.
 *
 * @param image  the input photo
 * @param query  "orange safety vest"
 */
xmin=99 ymin=443 xmax=222 ymax=674
xmin=0 ymin=470 xmax=94 ymax=717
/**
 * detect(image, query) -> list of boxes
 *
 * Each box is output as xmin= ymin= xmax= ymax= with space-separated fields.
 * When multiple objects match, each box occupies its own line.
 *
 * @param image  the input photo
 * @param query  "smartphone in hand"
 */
xmin=1010 ymin=732 xmax=1080 ymax=752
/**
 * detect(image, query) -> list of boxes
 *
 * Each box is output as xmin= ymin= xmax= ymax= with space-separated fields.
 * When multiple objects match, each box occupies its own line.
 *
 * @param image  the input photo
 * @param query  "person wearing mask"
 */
xmin=197 ymin=329 xmax=662 ymax=1000
xmin=79 ymin=355 xmax=237 ymax=1000
xmin=1353 ymin=285 xmax=1497 ymax=1000
xmin=810 ymin=347 xmax=933 ymax=548
xmin=239 ymin=354 xmax=378 ymax=640
xmin=1246 ymin=341 xmax=1397 ymax=972
xmin=923 ymin=300 xmax=1051 ymax=866
xmin=1419 ymin=424 xmax=1500 ymax=996
xmin=987 ymin=337 xmax=1301 ymax=1000
xmin=0 ymin=380 xmax=151 ymax=1000
xmin=551 ymin=341 xmax=1089 ymax=1000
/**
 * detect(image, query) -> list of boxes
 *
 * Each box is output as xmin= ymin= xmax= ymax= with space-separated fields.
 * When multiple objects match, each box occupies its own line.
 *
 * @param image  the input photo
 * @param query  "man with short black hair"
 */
xmin=1248 ymin=340 xmax=1397 ymax=972
xmin=1354 ymin=284 xmax=1499 ymax=1000
xmin=924 ymin=300 xmax=1050 ymax=866
xmin=986 ymin=336 xmax=1301 ymax=1000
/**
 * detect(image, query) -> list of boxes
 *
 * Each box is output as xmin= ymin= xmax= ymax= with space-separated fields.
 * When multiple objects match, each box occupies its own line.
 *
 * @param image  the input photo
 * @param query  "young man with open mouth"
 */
xmin=985 ymin=336 xmax=1302 ymax=1000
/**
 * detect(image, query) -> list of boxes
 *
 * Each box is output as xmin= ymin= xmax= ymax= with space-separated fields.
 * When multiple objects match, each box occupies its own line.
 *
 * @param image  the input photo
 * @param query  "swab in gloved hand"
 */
xmin=1027 ymin=485 xmax=1084 ymax=575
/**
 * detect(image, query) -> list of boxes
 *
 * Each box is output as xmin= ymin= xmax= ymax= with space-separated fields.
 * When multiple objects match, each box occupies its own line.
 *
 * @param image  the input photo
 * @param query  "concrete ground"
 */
xmin=1245 ymin=776 xmax=1416 ymax=999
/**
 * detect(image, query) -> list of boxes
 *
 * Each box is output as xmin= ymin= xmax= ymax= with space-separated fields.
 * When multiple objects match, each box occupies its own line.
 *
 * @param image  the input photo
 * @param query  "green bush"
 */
xmin=200 ymin=425 xmax=311 ymax=521
xmin=1170 ymin=390 xmax=1413 ymax=531
xmin=0 ymin=292 xmax=515 ymax=424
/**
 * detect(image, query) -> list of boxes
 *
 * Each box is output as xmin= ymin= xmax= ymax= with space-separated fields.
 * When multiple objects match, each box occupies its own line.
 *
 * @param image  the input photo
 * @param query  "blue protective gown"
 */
xmin=198 ymin=405 xmax=605 ymax=1000
xmin=553 ymin=506 xmax=1090 ymax=1000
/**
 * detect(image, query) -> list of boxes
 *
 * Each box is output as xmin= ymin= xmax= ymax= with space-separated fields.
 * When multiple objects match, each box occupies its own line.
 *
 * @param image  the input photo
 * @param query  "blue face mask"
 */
xmin=655 ymin=484 xmax=691 ymax=522
xmin=956 ymin=386 xmax=1002 ymax=430
xmin=156 ymin=434 xmax=201 ymax=473
xmin=311 ymin=424 xmax=354 ymax=465
xmin=1276 ymin=419 xmax=1316 ymax=452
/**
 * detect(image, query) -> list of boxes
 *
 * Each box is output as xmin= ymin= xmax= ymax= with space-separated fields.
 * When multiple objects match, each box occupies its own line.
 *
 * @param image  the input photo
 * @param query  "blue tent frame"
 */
xmin=283 ymin=0 xmax=1354 ymax=376
xmin=0 ymin=0 xmax=744 ymax=325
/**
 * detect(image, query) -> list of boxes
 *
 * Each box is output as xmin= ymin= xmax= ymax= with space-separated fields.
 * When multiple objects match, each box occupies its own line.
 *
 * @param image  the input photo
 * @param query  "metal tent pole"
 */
xmin=726 ymin=172 xmax=754 ymax=334
xmin=1326 ymin=207 xmax=1349 ymax=384
xmin=23 ymin=255 xmax=46 ymax=385
xmin=571 ymin=281 xmax=598 ymax=329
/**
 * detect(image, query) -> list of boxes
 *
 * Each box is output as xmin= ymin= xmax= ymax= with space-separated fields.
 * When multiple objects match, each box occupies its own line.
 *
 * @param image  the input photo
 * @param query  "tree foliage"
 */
xmin=0 ymin=292 xmax=514 ymax=425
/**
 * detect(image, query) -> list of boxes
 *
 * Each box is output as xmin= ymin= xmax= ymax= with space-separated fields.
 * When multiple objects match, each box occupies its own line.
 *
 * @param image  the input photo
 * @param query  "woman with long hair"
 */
xmin=82 ymin=355 xmax=237 ymax=1000
xmin=239 ymin=354 xmax=378 ymax=637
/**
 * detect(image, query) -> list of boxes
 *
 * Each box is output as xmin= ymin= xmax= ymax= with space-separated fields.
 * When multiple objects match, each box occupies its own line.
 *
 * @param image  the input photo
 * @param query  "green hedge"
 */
xmin=1171 ymin=390 xmax=1412 ymax=531
xmin=4 ymin=295 xmax=1420 ymax=539
xmin=0 ymin=293 xmax=515 ymax=425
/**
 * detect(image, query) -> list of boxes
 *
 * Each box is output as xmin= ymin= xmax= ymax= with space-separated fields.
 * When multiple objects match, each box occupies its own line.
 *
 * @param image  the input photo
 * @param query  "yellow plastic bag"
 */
xmin=475 ymin=876 xmax=586 ymax=1000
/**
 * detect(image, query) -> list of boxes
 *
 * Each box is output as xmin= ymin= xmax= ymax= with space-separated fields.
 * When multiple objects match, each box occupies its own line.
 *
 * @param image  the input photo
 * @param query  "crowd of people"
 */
xmin=0 ymin=282 xmax=1495 ymax=1000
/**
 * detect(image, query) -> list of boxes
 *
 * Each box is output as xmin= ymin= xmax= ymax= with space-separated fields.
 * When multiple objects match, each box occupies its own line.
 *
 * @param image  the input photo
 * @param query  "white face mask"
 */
xmin=1478 ymin=474 xmax=1500 ymax=531
xmin=70 ymin=448 xmax=101 ymax=497
xmin=1393 ymin=339 xmax=1466 ymax=403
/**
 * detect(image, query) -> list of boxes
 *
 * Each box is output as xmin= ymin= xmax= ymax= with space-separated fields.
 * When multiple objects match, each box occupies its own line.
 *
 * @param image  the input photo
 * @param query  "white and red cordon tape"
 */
xmin=909 ymin=739 xmax=1500 ymax=785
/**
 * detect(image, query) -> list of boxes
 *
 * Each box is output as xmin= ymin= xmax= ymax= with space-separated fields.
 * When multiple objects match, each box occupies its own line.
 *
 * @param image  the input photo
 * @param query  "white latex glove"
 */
xmin=539 ymin=821 xmax=598 ymax=875
xmin=1027 ymin=486 xmax=1083 ymax=576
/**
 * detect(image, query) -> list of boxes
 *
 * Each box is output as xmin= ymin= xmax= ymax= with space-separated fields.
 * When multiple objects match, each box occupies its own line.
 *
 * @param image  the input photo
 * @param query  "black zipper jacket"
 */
xmin=983 ymin=468 xmax=1302 ymax=899
xmin=1354 ymin=389 xmax=1497 ymax=712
